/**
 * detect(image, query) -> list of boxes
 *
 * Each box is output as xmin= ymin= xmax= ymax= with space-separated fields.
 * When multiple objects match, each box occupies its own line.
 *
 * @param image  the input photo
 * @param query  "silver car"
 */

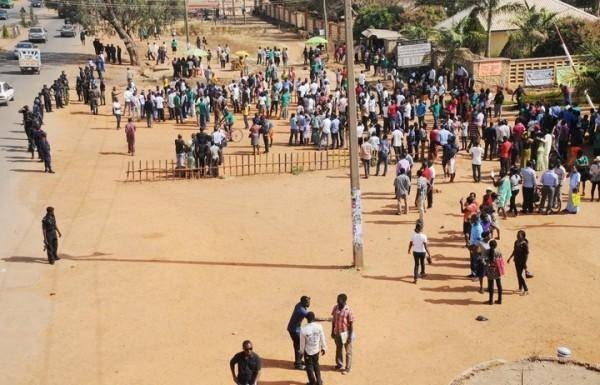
xmin=60 ymin=24 xmax=75 ymax=37
xmin=28 ymin=26 xmax=47 ymax=43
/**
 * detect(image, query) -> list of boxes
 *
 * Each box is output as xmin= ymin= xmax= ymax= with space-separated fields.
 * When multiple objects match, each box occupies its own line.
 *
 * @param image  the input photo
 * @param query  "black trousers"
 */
xmin=487 ymin=278 xmax=502 ymax=303
xmin=288 ymin=330 xmax=302 ymax=366
xmin=46 ymin=237 xmax=58 ymax=264
xmin=522 ymin=187 xmax=534 ymax=213
xmin=509 ymin=189 xmax=519 ymax=214
xmin=413 ymin=252 xmax=426 ymax=280
xmin=472 ymin=164 xmax=481 ymax=182
xmin=515 ymin=262 xmax=528 ymax=292
xmin=304 ymin=352 xmax=322 ymax=385
xmin=427 ymin=179 xmax=434 ymax=208
xmin=263 ymin=135 xmax=270 ymax=152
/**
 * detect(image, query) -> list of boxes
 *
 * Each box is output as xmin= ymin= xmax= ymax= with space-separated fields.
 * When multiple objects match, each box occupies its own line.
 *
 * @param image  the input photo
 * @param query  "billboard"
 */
xmin=524 ymin=68 xmax=554 ymax=87
xmin=396 ymin=41 xmax=431 ymax=68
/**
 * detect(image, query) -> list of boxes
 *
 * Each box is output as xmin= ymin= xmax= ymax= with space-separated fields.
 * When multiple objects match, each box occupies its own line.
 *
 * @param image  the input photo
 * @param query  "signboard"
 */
xmin=396 ymin=41 xmax=431 ymax=68
xmin=524 ymin=68 xmax=554 ymax=87
xmin=478 ymin=61 xmax=502 ymax=76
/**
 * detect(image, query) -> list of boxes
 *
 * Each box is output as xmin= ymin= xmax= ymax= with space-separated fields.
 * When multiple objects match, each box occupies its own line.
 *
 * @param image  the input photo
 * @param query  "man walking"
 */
xmin=331 ymin=293 xmax=354 ymax=375
xmin=300 ymin=312 xmax=327 ymax=385
xmin=230 ymin=340 xmax=261 ymax=385
xmin=42 ymin=207 xmax=62 ymax=265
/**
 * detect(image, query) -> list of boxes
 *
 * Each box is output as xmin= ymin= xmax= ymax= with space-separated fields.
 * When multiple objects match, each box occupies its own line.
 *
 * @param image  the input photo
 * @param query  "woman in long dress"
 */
xmin=124 ymin=118 xmax=136 ymax=156
xmin=535 ymin=134 xmax=547 ymax=171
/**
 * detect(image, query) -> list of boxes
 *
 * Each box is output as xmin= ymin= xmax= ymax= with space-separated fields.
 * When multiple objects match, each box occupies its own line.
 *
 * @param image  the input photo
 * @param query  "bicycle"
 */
xmin=226 ymin=127 xmax=243 ymax=143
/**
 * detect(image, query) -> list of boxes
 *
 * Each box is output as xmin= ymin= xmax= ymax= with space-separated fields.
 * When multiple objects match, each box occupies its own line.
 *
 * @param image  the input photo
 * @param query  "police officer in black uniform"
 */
xmin=42 ymin=207 xmax=62 ymax=265
xmin=41 ymin=85 xmax=52 ymax=112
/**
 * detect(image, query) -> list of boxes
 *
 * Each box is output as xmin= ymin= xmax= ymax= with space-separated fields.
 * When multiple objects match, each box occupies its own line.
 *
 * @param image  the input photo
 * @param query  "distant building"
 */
xmin=434 ymin=0 xmax=598 ymax=57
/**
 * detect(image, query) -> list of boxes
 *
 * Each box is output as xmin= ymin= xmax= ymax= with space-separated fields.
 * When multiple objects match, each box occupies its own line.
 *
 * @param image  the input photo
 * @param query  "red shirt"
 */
xmin=499 ymin=141 xmax=512 ymax=159
xmin=388 ymin=104 xmax=397 ymax=118
xmin=513 ymin=123 xmax=525 ymax=139
xmin=331 ymin=304 xmax=355 ymax=335
xmin=422 ymin=167 xmax=432 ymax=181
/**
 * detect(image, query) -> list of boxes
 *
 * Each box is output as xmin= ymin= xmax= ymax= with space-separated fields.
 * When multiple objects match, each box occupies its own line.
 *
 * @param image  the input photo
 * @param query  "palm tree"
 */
xmin=468 ymin=0 xmax=525 ymax=57
xmin=573 ymin=43 xmax=600 ymax=100
xmin=511 ymin=1 xmax=558 ymax=57
xmin=434 ymin=19 xmax=486 ymax=70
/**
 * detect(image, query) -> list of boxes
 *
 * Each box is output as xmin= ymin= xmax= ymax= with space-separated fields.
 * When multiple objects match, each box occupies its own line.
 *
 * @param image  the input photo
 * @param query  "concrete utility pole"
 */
xmin=183 ymin=0 xmax=190 ymax=47
xmin=322 ymin=0 xmax=328 ymax=42
xmin=343 ymin=0 xmax=363 ymax=269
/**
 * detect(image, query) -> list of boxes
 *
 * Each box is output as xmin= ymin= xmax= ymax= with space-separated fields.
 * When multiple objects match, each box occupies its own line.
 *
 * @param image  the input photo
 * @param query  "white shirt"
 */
xmin=411 ymin=232 xmax=428 ymax=253
xmin=124 ymin=89 xmax=133 ymax=103
xmin=321 ymin=118 xmax=331 ymax=134
xmin=154 ymin=95 xmax=164 ymax=109
xmin=212 ymin=130 xmax=225 ymax=145
xmin=470 ymin=146 xmax=483 ymax=165
xmin=299 ymin=322 xmax=327 ymax=356
xmin=392 ymin=129 xmax=403 ymax=147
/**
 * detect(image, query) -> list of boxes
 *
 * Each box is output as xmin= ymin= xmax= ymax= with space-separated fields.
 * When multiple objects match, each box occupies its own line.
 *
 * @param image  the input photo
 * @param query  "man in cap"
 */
xmin=42 ymin=207 xmax=62 ymax=265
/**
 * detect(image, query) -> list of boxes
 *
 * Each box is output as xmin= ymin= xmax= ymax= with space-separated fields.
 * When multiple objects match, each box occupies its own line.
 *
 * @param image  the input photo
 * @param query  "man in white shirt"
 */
xmin=391 ymin=127 xmax=403 ymax=160
xmin=299 ymin=312 xmax=327 ymax=385
xmin=469 ymin=140 xmax=483 ymax=182
xmin=319 ymin=116 xmax=331 ymax=150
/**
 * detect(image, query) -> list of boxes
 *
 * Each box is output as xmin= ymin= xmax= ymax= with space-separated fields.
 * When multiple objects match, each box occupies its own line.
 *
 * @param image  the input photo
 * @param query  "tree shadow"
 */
xmin=424 ymin=298 xmax=484 ymax=306
xmin=361 ymin=274 xmax=415 ymax=284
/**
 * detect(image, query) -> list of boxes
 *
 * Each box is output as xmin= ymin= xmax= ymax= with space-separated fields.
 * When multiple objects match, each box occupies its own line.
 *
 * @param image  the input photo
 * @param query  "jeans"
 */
xmin=361 ymin=159 xmax=370 ymax=178
xmin=488 ymin=278 xmax=502 ymax=303
xmin=146 ymin=113 xmax=153 ymax=128
xmin=376 ymin=154 xmax=388 ymax=175
xmin=522 ymin=187 xmax=534 ymax=213
xmin=413 ymin=252 xmax=425 ymax=280
xmin=262 ymin=134 xmax=270 ymax=152
xmin=304 ymin=352 xmax=322 ymax=385
xmin=515 ymin=262 xmax=528 ymax=292
xmin=539 ymin=185 xmax=555 ymax=213
xmin=288 ymin=330 xmax=302 ymax=366
xmin=472 ymin=164 xmax=481 ymax=182
xmin=115 ymin=114 xmax=121 ymax=129
xmin=334 ymin=334 xmax=352 ymax=370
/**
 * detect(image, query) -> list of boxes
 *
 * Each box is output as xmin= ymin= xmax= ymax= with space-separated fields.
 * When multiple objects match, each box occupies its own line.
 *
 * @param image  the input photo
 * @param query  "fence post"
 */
xmin=235 ymin=155 xmax=239 ymax=176
xmin=138 ymin=160 xmax=142 ymax=182
xmin=253 ymin=154 xmax=256 ymax=175
xmin=278 ymin=153 xmax=281 ymax=174
xmin=320 ymin=151 xmax=323 ymax=170
xmin=285 ymin=153 xmax=288 ymax=173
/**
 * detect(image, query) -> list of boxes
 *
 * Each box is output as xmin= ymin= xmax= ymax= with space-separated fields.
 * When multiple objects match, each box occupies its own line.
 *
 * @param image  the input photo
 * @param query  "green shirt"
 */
xmin=174 ymin=94 xmax=181 ymax=108
xmin=281 ymin=92 xmax=291 ymax=107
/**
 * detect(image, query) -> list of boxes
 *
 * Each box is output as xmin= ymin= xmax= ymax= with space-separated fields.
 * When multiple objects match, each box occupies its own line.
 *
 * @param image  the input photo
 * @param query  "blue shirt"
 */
xmin=521 ymin=167 xmax=537 ymax=188
xmin=416 ymin=103 xmax=427 ymax=117
xmin=287 ymin=303 xmax=309 ymax=334
xmin=541 ymin=170 xmax=559 ymax=187
xmin=470 ymin=222 xmax=483 ymax=246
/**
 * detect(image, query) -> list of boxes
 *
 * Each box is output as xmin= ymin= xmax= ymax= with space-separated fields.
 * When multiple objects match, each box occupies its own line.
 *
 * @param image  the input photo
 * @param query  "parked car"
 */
xmin=0 ymin=9 xmax=8 ymax=19
xmin=0 ymin=0 xmax=14 ymax=9
xmin=31 ymin=0 xmax=43 ymax=7
xmin=60 ymin=24 xmax=75 ymax=37
xmin=13 ymin=41 xmax=35 ymax=59
xmin=28 ymin=26 xmax=47 ymax=43
xmin=0 ymin=82 xmax=15 ymax=105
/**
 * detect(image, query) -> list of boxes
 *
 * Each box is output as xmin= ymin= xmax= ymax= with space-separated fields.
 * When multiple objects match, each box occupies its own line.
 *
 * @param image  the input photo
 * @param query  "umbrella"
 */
xmin=305 ymin=36 xmax=328 ymax=46
xmin=186 ymin=48 xmax=208 ymax=57
xmin=234 ymin=50 xmax=250 ymax=57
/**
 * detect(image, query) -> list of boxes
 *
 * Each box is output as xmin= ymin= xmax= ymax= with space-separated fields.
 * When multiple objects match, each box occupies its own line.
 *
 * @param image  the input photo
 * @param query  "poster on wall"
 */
xmin=524 ymin=68 xmax=554 ymax=87
xmin=396 ymin=41 xmax=431 ymax=68
xmin=478 ymin=61 xmax=502 ymax=76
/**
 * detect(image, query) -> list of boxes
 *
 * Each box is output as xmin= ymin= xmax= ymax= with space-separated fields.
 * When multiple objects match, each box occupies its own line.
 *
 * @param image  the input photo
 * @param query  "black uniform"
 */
xmin=42 ymin=213 xmax=60 ymax=264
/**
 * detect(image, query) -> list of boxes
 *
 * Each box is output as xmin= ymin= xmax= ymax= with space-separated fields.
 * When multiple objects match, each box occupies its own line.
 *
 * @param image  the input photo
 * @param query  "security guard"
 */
xmin=42 ymin=207 xmax=62 ymax=265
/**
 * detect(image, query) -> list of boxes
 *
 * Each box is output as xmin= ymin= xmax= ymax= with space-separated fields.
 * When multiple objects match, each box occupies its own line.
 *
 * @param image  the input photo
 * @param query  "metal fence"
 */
xmin=125 ymin=149 xmax=350 ymax=182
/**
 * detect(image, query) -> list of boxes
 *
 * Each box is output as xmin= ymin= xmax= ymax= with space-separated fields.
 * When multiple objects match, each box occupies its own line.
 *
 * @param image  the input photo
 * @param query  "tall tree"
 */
xmin=511 ymin=1 xmax=558 ymax=57
xmin=434 ymin=19 xmax=485 ymax=70
xmin=56 ymin=0 xmax=183 ymax=65
xmin=467 ymin=0 xmax=525 ymax=57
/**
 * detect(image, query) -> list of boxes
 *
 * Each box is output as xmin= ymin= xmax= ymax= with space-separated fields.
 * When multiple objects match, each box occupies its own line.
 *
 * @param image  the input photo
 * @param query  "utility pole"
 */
xmin=322 ymin=0 xmax=328 ymax=43
xmin=343 ymin=0 xmax=363 ymax=269
xmin=232 ymin=0 xmax=236 ymax=25
xmin=183 ymin=0 xmax=190 ymax=48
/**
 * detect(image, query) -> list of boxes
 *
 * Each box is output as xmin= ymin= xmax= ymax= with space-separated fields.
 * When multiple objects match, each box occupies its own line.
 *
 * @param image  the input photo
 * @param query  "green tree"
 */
xmin=510 ymin=1 xmax=558 ymax=57
xmin=573 ymin=43 xmax=600 ymax=99
xmin=433 ymin=19 xmax=485 ymax=70
xmin=353 ymin=4 xmax=404 ymax=38
xmin=533 ymin=17 xmax=600 ymax=57
xmin=56 ymin=0 xmax=183 ymax=65
xmin=467 ymin=0 xmax=525 ymax=57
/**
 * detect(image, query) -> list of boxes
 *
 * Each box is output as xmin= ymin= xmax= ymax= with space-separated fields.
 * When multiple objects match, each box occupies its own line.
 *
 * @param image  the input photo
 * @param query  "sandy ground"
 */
xmin=1 ymin=17 xmax=599 ymax=385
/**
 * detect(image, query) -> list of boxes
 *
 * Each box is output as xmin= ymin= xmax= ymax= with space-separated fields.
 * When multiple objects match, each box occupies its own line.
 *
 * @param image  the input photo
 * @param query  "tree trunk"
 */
xmin=104 ymin=0 xmax=139 ymax=65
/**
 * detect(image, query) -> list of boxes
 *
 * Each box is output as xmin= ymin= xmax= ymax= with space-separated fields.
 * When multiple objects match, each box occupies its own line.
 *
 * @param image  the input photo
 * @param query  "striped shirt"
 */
xmin=331 ymin=304 xmax=355 ymax=335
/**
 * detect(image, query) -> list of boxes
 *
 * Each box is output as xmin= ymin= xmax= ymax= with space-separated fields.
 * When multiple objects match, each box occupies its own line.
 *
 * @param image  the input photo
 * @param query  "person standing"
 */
xmin=507 ymin=230 xmax=529 ymax=295
xmin=229 ymin=340 xmax=261 ymax=385
xmin=394 ymin=168 xmax=411 ymax=215
xmin=359 ymin=138 xmax=372 ymax=179
xmin=42 ymin=207 xmax=62 ymax=265
xmin=539 ymin=167 xmax=558 ymax=214
xmin=408 ymin=222 xmax=431 ymax=283
xmin=113 ymin=99 xmax=123 ymax=129
xmin=124 ymin=118 xmax=136 ymax=156
xmin=590 ymin=156 xmax=600 ymax=202
xmin=376 ymin=134 xmax=391 ymax=176
xmin=469 ymin=140 xmax=483 ymax=182
xmin=331 ymin=293 xmax=354 ymax=375
xmin=287 ymin=296 xmax=310 ymax=370
xmin=565 ymin=165 xmax=581 ymax=214
xmin=299 ymin=312 xmax=327 ymax=385
xmin=39 ymin=132 xmax=54 ymax=173
xmin=144 ymin=96 xmax=154 ymax=128
xmin=416 ymin=169 xmax=428 ymax=225
xmin=175 ymin=134 xmax=186 ymax=168
xmin=521 ymin=161 xmax=537 ymax=214
xmin=485 ymin=240 xmax=504 ymax=305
